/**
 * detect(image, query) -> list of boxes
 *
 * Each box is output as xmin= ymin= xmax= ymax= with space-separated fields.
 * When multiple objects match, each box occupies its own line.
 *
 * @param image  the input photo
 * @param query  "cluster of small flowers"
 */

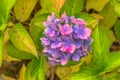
xmin=40 ymin=13 xmax=92 ymax=66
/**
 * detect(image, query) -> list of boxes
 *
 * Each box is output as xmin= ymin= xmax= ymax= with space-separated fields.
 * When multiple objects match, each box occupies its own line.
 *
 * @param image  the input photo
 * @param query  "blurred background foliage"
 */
xmin=0 ymin=0 xmax=120 ymax=80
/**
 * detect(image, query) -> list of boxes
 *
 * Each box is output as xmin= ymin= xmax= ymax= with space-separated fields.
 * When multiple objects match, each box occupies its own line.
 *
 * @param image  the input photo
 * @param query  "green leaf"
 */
xmin=0 ymin=0 xmax=16 ymax=21
xmin=99 ymin=2 xmax=118 ymax=29
xmin=71 ymin=65 xmax=101 ymax=80
xmin=0 ymin=31 xmax=4 ymax=67
xmin=114 ymin=3 xmax=120 ymax=16
xmin=60 ymin=0 xmax=84 ymax=16
xmin=29 ymin=13 xmax=48 ymax=51
xmin=86 ymin=0 xmax=109 ymax=12
xmin=102 ymin=70 xmax=120 ymax=80
xmin=9 ymin=23 xmax=38 ymax=57
xmin=114 ymin=19 xmax=120 ymax=38
xmin=0 ymin=15 xmax=6 ymax=31
xmin=6 ymin=42 xmax=35 ymax=60
xmin=99 ymin=26 xmax=115 ymax=43
xmin=25 ymin=60 xmax=36 ymax=80
xmin=101 ymin=52 xmax=120 ymax=74
xmin=33 ymin=56 xmax=45 ymax=80
xmin=39 ymin=0 xmax=57 ymax=15
xmin=14 ymin=0 xmax=37 ymax=22
xmin=75 ymin=12 xmax=98 ymax=27
xmin=25 ymin=56 xmax=45 ymax=80
xmin=92 ymin=27 xmax=111 ymax=63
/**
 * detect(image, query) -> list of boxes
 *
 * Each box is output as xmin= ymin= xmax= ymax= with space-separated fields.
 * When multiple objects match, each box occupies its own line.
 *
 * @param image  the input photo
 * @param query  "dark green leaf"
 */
xmin=114 ymin=19 xmax=120 ymax=38
xmin=0 ymin=31 xmax=4 ymax=67
xmin=25 ymin=60 xmax=36 ymax=80
xmin=29 ymin=13 xmax=48 ymax=51
xmin=25 ymin=56 xmax=45 ymax=80
xmin=9 ymin=23 xmax=38 ymax=57
xmin=60 ymin=0 xmax=84 ymax=16
xmin=6 ymin=42 xmax=35 ymax=60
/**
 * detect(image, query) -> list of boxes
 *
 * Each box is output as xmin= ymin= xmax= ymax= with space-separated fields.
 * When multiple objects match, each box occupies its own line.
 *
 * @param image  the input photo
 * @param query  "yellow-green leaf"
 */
xmin=39 ymin=0 xmax=57 ymax=15
xmin=0 ymin=0 xmax=16 ymax=21
xmin=114 ymin=3 xmax=120 ymax=16
xmin=99 ymin=2 xmax=118 ymax=29
xmin=18 ymin=64 xmax=26 ymax=80
xmin=9 ymin=23 xmax=38 ymax=57
xmin=0 ymin=31 xmax=4 ymax=67
xmin=0 ymin=15 xmax=6 ymax=31
xmin=14 ymin=0 xmax=37 ymax=22
xmin=86 ymin=0 xmax=109 ymax=12
xmin=6 ymin=42 xmax=35 ymax=60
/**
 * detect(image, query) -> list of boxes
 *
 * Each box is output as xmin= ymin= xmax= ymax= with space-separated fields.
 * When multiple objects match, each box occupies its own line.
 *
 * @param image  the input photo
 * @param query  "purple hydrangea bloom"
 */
xmin=40 ymin=13 xmax=93 ymax=66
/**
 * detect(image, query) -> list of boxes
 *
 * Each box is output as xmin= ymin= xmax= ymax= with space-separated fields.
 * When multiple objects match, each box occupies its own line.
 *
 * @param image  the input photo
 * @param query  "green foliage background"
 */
xmin=0 ymin=0 xmax=120 ymax=80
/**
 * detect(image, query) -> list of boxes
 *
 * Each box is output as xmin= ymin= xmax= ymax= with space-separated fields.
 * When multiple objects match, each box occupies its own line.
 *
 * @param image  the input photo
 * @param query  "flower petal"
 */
xmin=72 ymin=53 xmax=80 ymax=61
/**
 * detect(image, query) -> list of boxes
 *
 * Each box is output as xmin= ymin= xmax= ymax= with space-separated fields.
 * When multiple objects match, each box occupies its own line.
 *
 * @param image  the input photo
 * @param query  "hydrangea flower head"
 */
xmin=40 ymin=13 xmax=93 ymax=66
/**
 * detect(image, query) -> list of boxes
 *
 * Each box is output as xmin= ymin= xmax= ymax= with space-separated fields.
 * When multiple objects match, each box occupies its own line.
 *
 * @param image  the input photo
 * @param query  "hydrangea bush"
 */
xmin=41 ymin=13 xmax=92 ymax=66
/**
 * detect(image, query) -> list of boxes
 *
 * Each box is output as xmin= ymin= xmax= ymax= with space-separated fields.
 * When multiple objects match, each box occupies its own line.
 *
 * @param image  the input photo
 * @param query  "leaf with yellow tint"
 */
xmin=0 ymin=74 xmax=15 ymax=80
xmin=86 ymin=0 xmax=110 ymax=11
xmin=3 ymin=47 xmax=20 ymax=62
xmin=52 ymin=0 xmax=66 ymax=13
xmin=18 ymin=64 xmax=26 ymax=80
xmin=3 ymin=28 xmax=10 ymax=45
xmin=14 ymin=0 xmax=37 ymax=22
xmin=56 ymin=52 xmax=92 ymax=80
xmin=9 ymin=23 xmax=38 ymax=57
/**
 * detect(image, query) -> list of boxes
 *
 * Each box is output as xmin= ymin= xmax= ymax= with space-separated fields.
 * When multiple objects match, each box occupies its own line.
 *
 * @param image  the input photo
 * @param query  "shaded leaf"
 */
xmin=60 ymin=0 xmax=84 ymax=16
xmin=14 ymin=0 xmax=37 ymax=22
xmin=0 ymin=74 xmax=15 ymax=80
xmin=29 ymin=13 xmax=48 ymax=51
xmin=102 ymin=69 xmax=120 ymax=80
xmin=0 ymin=31 xmax=4 ymax=67
xmin=6 ymin=42 xmax=35 ymax=60
xmin=102 ymin=72 xmax=120 ymax=80
xmin=9 ymin=23 xmax=38 ymax=57
xmin=3 ymin=46 xmax=19 ymax=62
xmin=35 ymin=56 xmax=45 ymax=80
xmin=92 ymin=27 xmax=111 ymax=63
xmin=114 ymin=19 xmax=120 ymax=38
xmin=25 ymin=56 xmax=45 ymax=80
xmin=86 ymin=0 xmax=109 ymax=12
xmin=0 ymin=0 xmax=16 ymax=21
xmin=25 ymin=61 xmax=35 ymax=80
